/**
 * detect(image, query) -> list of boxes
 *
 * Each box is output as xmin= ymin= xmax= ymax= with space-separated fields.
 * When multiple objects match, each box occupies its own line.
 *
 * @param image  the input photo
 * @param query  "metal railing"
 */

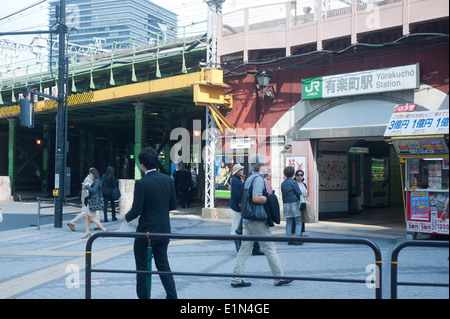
xmin=391 ymin=240 xmax=449 ymax=299
xmin=34 ymin=196 xmax=80 ymax=230
xmin=85 ymin=232 xmax=383 ymax=299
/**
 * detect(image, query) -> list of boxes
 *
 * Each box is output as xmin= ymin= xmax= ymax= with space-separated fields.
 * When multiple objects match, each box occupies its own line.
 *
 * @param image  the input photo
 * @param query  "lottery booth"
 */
xmin=384 ymin=110 xmax=449 ymax=237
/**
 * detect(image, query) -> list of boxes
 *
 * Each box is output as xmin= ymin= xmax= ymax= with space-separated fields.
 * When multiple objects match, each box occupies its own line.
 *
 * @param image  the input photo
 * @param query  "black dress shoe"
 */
xmin=275 ymin=279 xmax=293 ymax=286
xmin=252 ymin=249 xmax=265 ymax=256
xmin=231 ymin=281 xmax=251 ymax=288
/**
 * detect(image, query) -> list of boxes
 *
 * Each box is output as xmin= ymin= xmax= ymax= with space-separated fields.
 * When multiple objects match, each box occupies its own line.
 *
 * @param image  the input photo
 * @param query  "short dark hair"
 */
xmin=138 ymin=147 xmax=159 ymax=170
xmin=295 ymin=169 xmax=304 ymax=177
xmin=283 ymin=166 xmax=295 ymax=178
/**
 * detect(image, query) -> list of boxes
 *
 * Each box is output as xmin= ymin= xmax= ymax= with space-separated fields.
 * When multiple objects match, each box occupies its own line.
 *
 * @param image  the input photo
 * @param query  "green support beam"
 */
xmin=7 ymin=118 xmax=15 ymax=190
xmin=134 ymin=102 xmax=144 ymax=180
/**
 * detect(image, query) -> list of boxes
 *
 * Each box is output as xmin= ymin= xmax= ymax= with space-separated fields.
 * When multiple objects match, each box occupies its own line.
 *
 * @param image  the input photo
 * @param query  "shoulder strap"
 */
xmin=249 ymin=174 xmax=267 ymax=196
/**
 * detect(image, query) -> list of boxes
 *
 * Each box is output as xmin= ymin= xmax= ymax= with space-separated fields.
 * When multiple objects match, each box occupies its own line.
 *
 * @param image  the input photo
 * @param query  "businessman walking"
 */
xmin=123 ymin=147 xmax=178 ymax=299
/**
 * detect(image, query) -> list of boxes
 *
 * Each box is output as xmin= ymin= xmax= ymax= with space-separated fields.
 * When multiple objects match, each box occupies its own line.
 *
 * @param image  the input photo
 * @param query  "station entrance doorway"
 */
xmin=316 ymin=138 xmax=404 ymax=222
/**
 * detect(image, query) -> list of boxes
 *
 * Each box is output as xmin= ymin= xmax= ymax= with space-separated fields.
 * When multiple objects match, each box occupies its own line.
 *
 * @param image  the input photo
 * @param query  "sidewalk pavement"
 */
xmin=1 ymin=200 xmax=446 ymax=300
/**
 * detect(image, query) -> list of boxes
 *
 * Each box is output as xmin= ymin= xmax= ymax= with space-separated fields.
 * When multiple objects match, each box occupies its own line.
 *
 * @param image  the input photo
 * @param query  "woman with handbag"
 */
xmin=281 ymin=166 xmax=303 ymax=245
xmin=83 ymin=167 xmax=108 ymax=238
xmin=295 ymin=169 xmax=308 ymax=236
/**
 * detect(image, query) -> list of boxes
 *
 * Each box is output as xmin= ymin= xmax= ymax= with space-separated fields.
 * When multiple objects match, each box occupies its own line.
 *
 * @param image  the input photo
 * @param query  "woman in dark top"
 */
xmin=102 ymin=166 xmax=118 ymax=222
xmin=83 ymin=167 xmax=107 ymax=238
xmin=281 ymin=166 xmax=302 ymax=245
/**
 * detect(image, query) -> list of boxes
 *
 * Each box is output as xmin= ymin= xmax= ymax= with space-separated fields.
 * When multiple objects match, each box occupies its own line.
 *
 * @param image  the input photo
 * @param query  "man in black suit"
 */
xmin=123 ymin=147 xmax=178 ymax=299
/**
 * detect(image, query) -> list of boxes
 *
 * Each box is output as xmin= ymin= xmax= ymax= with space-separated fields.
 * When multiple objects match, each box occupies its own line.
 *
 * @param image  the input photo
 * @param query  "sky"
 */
xmin=1 ymin=0 xmax=287 ymax=39
xmin=0 ymin=0 xmax=300 ymax=71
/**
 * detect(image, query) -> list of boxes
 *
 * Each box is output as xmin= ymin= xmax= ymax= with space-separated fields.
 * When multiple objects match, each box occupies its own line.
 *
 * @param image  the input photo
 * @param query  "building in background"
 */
xmin=49 ymin=0 xmax=178 ymax=48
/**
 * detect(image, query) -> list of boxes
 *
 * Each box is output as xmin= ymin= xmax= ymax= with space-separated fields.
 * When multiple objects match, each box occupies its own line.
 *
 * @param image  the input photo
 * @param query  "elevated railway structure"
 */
xmin=0 ymin=0 xmax=448 ymax=207
xmin=0 ymin=22 xmax=234 ymax=196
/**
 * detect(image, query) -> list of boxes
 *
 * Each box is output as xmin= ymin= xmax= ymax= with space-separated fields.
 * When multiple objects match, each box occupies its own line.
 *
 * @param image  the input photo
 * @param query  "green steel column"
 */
xmin=7 ymin=118 xmax=15 ymax=190
xmin=42 ymin=123 xmax=50 ymax=194
xmin=134 ymin=102 xmax=144 ymax=180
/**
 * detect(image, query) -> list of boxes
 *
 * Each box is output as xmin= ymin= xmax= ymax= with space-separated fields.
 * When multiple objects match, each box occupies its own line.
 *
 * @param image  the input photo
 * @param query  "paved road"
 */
xmin=0 ymin=200 xmax=448 ymax=305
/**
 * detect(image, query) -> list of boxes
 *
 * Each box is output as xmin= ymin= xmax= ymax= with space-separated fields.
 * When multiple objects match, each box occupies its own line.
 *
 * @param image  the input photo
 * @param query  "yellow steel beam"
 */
xmin=0 ymin=68 xmax=233 ymax=121
xmin=205 ymin=103 xmax=236 ymax=134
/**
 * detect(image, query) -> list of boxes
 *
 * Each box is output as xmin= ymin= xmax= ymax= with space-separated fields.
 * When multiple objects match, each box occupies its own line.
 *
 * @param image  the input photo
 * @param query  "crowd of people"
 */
xmin=65 ymin=150 xmax=315 ymax=297
xmin=50 ymin=146 xmax=450 ymax=298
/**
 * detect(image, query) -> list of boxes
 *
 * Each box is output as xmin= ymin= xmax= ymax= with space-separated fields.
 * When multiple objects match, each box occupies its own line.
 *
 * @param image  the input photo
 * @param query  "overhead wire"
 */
xmin=223 ymin=32 xmax=449 ymax=76
xmin=0 ymin=0 xmax=49 ymax=23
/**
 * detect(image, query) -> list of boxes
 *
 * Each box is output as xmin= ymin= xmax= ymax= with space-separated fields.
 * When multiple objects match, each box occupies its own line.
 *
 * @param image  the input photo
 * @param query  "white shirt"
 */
xmin=298 ymin=182 xmax=308 ymax=196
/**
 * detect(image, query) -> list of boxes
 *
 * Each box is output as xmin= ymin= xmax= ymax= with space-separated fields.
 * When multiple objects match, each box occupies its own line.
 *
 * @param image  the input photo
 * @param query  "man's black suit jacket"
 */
xmin=125 ymin=170 xmax=177 ymax=234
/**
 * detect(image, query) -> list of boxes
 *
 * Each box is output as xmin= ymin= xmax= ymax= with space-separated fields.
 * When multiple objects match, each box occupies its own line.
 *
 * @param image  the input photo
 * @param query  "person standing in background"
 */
xmin=281 ymin=166 xmax=303 ymax=245
xmin=295 ymin=169 xmax=308 ymax=237
xmin=102 ymin=166 xmax=118 ymax=222
xmin=178 ymin=165 xmax=193 ymax=208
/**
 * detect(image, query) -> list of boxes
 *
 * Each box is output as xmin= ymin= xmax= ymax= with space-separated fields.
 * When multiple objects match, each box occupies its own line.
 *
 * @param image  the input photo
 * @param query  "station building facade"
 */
xmin=217 ymin=18 xmax=448 ymax=220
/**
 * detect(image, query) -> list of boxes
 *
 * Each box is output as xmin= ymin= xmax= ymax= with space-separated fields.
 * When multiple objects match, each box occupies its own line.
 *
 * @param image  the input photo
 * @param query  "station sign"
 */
xmin=302 ymin=64 xmax=419 ymax=100
xmin=349 ymin=147 xmax=369 ymax=154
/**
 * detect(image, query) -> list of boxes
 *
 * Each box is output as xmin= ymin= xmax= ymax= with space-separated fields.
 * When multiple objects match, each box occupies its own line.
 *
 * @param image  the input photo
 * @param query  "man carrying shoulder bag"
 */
xmin=231 ymin=154 xmax=293 ymax=288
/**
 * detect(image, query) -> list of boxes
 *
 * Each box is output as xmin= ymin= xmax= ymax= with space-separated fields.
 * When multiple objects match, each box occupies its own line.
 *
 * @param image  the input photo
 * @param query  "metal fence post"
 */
xmin=85 ymin=232 xmax=383 ymax=299
xmin=37 ymin=197 xmax=41 ymax=231
xmin=391 ymin=240 xmax=449 ymax=299
xmin=85 ymin=236 xmax=94 ymax=299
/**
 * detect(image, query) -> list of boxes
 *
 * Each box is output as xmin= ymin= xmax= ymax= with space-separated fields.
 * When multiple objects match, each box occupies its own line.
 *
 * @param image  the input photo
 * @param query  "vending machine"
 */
xmin=364 ymin=157 xmax=390 ymax=207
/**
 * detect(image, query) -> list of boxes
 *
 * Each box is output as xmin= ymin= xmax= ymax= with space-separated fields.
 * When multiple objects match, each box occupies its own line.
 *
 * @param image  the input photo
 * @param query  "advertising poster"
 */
xmin=410 ymin=192 xmax=429 ymax=221
xmin=430 ymin=192 xmax=449 ymax=235
xmin=215 ymin=154 xmax=248 ymax=199
xmin=409 ymin=159 xmax=419 ymax=174
xmin=215 ymin=156 xmax=234 ymax=198
xmin=285 ymin=155 xmax=307 ymax=179
xmin=318 ymin=155 xmax=347 ymax=190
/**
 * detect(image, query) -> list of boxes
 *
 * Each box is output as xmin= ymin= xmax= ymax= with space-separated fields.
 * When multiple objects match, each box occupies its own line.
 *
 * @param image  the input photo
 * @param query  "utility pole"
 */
xmin=54 ymin=0 xmax=67 ymax=228
xmin=0 ymin=0 xmax=67 ymax=228
xmin=203 ymin=0 xmax=225 ymax=209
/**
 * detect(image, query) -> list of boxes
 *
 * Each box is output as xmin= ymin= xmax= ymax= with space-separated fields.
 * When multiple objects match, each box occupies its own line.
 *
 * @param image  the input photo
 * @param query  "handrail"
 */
xmin=34 ymin=196 xmax=80 ymax=230
xmin=391 ymin=240 xmax=449 ymax=299
xmin=85 ymin=232 xmax=383 ymax=299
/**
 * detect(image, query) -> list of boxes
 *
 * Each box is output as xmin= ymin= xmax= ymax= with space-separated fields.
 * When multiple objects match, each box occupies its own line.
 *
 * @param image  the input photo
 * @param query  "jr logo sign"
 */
xmin=302 ymin=77 xmax=323 ymax=100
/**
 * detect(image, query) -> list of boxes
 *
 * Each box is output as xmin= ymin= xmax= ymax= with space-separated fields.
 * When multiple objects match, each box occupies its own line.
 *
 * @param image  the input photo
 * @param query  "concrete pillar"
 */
xmin=118 ymin=179 xmax=135 ymax=214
